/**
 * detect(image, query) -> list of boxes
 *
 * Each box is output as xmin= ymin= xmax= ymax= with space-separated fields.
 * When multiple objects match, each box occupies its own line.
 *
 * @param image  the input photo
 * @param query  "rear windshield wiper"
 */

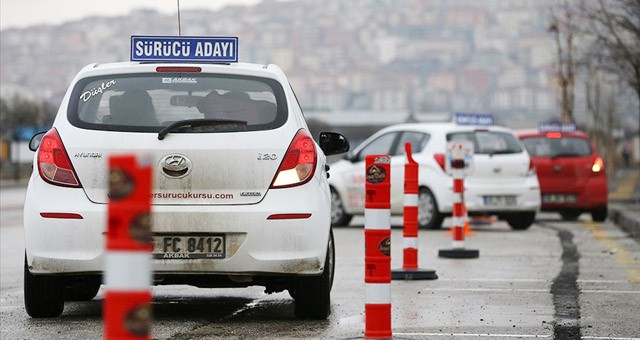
xmin=158 ymin=119 xmax=248 ymax=140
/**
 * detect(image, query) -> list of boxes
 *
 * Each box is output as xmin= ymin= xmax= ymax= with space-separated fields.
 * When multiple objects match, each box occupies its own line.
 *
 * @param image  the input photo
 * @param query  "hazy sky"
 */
xmin=0 ymin=0 xmax=262 ymax=30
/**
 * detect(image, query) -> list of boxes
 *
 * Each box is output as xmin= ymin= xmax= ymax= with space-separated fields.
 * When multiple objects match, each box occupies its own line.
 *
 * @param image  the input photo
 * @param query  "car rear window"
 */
xmin=447 ymin=131 xmax=523 ymax=155
xmin=520 ymin=136 xmax=592 ymax=157
xmin=68 ymin=73 xmax=288 ymax=133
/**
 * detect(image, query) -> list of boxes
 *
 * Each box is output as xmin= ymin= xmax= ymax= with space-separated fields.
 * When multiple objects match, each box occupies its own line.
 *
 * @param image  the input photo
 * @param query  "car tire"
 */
xmin=560 ymin=211 xmax=581 ymax=221
xmin=591 ymin=206 xmax=607 ymax=222
xmin=24 ymin=255 xmax=64 ymax=318
xmin=506 ymin=212 xmax=535 ymax=230
xmin=65 ymin=279 xmax=101 ymax=301
xmin=293 ymin=229 xmax=334 ymax=319
xmin=418 ymin=188 xmax=444 ymax=229
xmin=330 ymin=187 xmax=352 ymax=227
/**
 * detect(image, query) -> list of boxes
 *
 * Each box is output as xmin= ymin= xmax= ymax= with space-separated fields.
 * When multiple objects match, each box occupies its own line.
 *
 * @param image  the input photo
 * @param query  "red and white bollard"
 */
xmin=364 ymin=154 xmax=392 ymax=339
xmin=104 ymin=155 xmax=153 ymax=340
xmin=438 ymin=146 xmax=479 ymax=259
xmin=391 ymin=143 xmax=437 ymax=280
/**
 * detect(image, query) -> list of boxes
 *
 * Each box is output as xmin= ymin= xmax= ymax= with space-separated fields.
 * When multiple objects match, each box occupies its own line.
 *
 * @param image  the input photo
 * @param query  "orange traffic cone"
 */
xmin=446 ymin=203 xmax=475 ymax=236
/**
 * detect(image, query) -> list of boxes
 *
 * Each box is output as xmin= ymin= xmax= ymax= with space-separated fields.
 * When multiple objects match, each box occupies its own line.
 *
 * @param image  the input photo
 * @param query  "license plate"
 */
xmin=483 ymin=195 xmax=517 ymax=207
xmin=153 ymin=235 xmax=225 ymax=259
xmin=542 ymin=194 xmax=577 ymax=204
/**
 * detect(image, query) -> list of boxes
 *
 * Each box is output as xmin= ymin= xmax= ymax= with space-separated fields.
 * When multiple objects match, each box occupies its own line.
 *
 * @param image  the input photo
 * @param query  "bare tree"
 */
xmin=581 ymin=0 xmax=640 ymax=117
xmin=585 ymin=62 xmax=602 ymax=151
xmin=604 ymin=89 xmax=618 ymax=174
xmin=549 ymin=0 xmax=577 ymax=123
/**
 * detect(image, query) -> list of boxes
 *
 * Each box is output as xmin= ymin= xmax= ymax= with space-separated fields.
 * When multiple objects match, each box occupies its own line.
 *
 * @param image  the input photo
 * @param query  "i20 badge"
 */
xmin=160 ymin=154 xmax=193 ymax=178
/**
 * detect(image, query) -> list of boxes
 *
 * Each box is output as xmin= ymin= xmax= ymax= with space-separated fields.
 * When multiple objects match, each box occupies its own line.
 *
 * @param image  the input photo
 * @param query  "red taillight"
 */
xmin=546 ymin=132 xmax=562 ymax=139
xmin=37 ymin=129 xmax=81 ymax=188
xmin=592 ymin=157 xmax=604 ymax=173
xmin=434 ymin=153 xmax=446 ymax=171
xmin=155 ymin=66 xmax=202 ymax=73
xmin=271 ymin=130 xmax=317 ymax=188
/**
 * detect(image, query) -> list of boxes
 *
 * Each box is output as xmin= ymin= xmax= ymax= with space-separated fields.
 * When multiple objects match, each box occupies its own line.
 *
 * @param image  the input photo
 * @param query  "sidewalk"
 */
xmin=608 ymin=167 xmax=640 ymax=242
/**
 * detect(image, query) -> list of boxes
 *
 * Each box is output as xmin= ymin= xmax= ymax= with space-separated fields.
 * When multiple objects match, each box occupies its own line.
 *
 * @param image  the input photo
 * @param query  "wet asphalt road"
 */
xmin=1 ymin=186 xmax=639 ymax=339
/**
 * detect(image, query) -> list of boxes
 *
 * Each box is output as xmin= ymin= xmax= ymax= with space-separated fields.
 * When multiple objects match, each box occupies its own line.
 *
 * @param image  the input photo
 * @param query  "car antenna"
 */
xmin=177 ymin=0 xmax=182 ymax=36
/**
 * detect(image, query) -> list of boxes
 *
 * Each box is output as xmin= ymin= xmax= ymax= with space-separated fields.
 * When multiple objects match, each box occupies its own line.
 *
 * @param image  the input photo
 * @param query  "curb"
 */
xmin=609 ymin=204 xmax=640 ymax=243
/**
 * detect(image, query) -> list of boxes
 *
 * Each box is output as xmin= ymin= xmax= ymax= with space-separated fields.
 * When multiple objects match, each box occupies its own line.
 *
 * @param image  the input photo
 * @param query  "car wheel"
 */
xmin=560 ymin=211 xmax=581 ymax=221
xmin=418 ymin=188 xmax=444 ymax=229
xmin=506 ymin=212 xmax=535 ymax=230
xmin=591 ymin=206 xmax=607 ymax=222
xmin=293 ymin=229 xmax=334 ymax=319
xmin=24 ymin=255 xmax=64 ymax=318
xmin=65 ymin=278 xmax=101 ymax=301
xmin=330 ymin=187 xmax=352 ymax=227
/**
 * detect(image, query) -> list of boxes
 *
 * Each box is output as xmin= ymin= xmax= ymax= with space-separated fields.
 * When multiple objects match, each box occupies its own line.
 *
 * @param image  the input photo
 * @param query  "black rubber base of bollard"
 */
xmin=391 ymin=268 xmax=438 ymax=280
xmin=438 ymin=248 xmax=480 ymax=259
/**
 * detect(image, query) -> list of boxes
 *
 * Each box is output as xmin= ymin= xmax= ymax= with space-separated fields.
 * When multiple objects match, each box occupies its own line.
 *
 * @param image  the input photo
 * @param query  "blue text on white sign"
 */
xmin=131 ymin=36 xmax=238 ymax=62
xmin=454 ymin=113 xmax=494 ymax=126
xmin=538 ymin=122 xmax=576 ymax=133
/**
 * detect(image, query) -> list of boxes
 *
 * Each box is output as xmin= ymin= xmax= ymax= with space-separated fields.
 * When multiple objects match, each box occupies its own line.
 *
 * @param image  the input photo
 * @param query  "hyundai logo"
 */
xmin=160 ymin=154 xmax=192 ymax=178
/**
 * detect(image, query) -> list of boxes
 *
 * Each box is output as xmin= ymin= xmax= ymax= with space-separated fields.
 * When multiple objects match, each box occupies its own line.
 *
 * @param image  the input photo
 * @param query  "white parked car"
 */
xmin=23 ymin=36 xmax=349 ymax=319
xmin=328 ymin=120 xmax=540 ymax=230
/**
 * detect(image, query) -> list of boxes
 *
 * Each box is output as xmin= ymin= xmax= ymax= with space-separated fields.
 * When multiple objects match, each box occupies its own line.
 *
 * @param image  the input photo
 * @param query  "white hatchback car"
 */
xmin=23 ymin=39 xmax=349 ymax=319
xmin=329 ymin=120 xmax=540 ymax=230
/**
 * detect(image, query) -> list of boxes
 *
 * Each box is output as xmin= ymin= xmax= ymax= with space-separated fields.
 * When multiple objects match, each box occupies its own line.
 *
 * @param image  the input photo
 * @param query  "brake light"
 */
xmin=546 ymin=132 xmax=562 ymax=139
xmin=592 ymin=157 xmax=604 ymax=173
xmin=37 ymin=128 xmax=81 ymax=188
xmin=434 ymin=153 xmax=446 ymax=171
xmin=270 ymin=130 xmax=317 ymax=188
xmin=156 ymin=66 xmax=202 ymax=73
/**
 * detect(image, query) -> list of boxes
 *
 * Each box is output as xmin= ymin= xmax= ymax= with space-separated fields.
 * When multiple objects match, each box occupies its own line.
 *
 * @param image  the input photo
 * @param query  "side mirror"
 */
xmin=319 ymin=132 xmax=350 ymax=156
xmin=29 ymin=131 xmax=46 ymax=151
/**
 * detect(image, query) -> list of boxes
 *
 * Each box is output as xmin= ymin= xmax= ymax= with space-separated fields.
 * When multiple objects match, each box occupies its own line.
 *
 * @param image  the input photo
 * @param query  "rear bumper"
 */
xmin=539 ymin=175 xmax=608 ymax=211
xmin=24 ymin=175 xmax=331 ymax=277
xmin=434 ymin=176 xmax=541 ymax=213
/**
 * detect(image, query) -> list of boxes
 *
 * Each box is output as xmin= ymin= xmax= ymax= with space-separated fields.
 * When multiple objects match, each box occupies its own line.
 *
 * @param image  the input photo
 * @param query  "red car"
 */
xmin=517 ymin=126 xmax=608 ymax=221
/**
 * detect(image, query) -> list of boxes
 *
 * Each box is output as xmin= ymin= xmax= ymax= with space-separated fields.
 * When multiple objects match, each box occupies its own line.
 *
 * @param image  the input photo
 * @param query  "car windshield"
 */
xmin=520 ymin=136 xmax=592 ymax=157
xmin=447 ymin=131 xmax=523 ymax=155
xmin=68 ymin=73 xmax=287 ymax=133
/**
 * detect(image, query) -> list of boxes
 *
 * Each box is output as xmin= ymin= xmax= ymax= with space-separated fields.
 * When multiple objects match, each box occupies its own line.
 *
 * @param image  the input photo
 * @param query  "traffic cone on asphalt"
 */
xmin=462 ymin=204 xmax=476 ymax=236
xmin=438 ymin=144 xmax=479 ymax=259
xmin=104 ymin=155 xmax=153 ymax=340
xmin=391 ymin=143 xmax=437 ymax=280
xmin=446 ymin=203 xmax=475 ymax=237
xmin=364 ymin=154 xmax=392 ymax=339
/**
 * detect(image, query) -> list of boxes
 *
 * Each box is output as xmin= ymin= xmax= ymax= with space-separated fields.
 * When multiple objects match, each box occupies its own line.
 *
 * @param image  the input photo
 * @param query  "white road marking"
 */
xmin=395 ymin=334 xmax=640 ymax=340
xmin=424 ymin=288 xmax=548 ymax=293
xmin=394 ymin=332 xmax=550 ymax=338
xmin=582 ymin=337 xmax=640 ymax=340
xmin=435 ymin=278 xmax=631 ymax=284
xmin=423 ymin=288 xmax=640 ymax=294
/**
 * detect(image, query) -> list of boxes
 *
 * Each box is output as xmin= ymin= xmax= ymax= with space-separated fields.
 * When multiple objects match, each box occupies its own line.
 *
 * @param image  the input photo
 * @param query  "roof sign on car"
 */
xmin=454 ymin=113 xmax=494 ymax=126
xmin=131 ymin=36 xmax=238 ymax=63
xmin=538 ymin=122 xmax=576 ymax=133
